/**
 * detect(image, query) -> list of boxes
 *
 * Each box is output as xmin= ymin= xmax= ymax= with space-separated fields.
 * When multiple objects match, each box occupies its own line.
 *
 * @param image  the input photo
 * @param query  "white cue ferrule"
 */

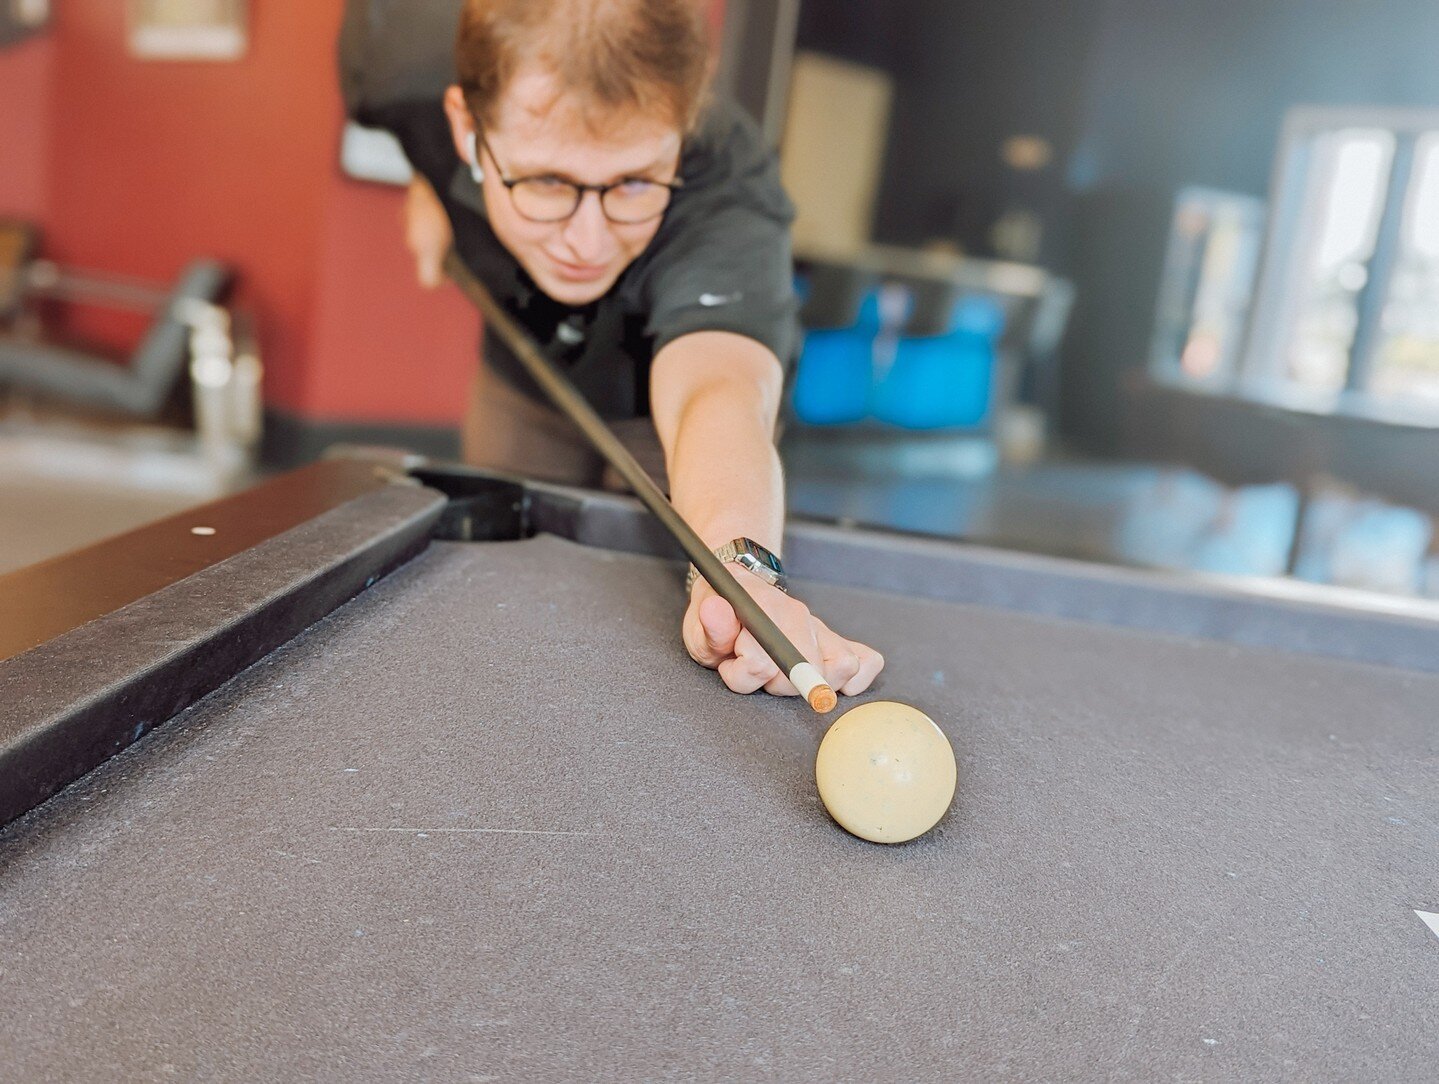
xmin=789 ymin=662 xmax=826 ymax=699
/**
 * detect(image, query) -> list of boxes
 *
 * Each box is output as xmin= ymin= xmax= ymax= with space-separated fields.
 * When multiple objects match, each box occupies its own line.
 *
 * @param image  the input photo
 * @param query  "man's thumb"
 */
xmin=698 ymin=594 xmax=741 ymax=657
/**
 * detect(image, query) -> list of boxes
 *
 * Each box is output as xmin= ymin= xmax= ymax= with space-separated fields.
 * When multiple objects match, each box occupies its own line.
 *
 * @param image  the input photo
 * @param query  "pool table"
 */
xmin=2 ymin=458 xmax=1437 ymax=1080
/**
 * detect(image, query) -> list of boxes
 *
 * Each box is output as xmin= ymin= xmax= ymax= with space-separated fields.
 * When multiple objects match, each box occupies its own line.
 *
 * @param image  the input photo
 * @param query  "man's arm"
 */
xmin=650 ymin=331 xmax=884 ymax=698
xmin=404 ymin=175 xmax=452 ymax=289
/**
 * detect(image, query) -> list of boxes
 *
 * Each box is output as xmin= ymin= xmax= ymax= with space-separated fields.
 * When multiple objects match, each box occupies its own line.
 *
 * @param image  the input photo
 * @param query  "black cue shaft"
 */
xmin=443 ymin=250 xmax=836 ymax=714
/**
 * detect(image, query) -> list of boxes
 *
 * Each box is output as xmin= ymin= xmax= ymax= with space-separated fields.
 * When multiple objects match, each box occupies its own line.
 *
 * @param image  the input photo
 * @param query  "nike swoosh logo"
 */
xmin=698 ymin=291 xmax=742 ymax=307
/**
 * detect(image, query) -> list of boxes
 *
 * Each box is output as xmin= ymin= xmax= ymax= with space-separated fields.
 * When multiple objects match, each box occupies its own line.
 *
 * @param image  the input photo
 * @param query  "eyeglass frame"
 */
xmin=476 ymin=131 xmax=684 ymax=225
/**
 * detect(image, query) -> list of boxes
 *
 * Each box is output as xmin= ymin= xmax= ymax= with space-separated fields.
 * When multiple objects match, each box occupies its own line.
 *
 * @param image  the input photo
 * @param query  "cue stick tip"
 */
xmin=790 ymin=661 xmax=836 ymax=714
xmin=808 ymin=685 xmax=839 ymax=714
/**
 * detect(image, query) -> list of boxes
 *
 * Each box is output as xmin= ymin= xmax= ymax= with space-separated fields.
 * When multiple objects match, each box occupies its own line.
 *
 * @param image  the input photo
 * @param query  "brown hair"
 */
xmin=456 ymin=0 xmax=712 ymax=134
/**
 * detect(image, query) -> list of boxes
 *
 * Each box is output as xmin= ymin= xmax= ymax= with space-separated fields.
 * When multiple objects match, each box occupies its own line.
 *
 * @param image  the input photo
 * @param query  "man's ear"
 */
xmin=444 ymin=85 xmax=478 ymax=166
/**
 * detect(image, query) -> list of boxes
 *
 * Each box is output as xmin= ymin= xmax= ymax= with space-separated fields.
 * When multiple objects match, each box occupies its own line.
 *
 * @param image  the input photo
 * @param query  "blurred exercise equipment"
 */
xmin=0 ymin=221 xmax=258 ymax=464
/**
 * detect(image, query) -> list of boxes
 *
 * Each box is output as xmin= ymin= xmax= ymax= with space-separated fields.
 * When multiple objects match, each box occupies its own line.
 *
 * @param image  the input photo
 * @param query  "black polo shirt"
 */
xmin=359 ymin=97 xmax=800 ymax=420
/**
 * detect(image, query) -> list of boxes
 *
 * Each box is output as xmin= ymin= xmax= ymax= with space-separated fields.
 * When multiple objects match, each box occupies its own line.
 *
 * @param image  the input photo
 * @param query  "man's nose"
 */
xmin=561 ymin=189 xmax=609 ymax=262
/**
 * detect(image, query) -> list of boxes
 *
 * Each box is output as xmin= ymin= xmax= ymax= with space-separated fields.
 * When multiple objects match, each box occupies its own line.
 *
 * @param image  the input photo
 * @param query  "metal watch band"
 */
xmin=685 ymin=539 xmax=788 ymax=594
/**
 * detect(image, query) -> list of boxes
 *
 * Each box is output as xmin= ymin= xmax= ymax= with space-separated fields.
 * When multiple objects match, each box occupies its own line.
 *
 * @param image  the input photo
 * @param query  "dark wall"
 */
xmin=795 ymin=0 xmax=1098 ymax=265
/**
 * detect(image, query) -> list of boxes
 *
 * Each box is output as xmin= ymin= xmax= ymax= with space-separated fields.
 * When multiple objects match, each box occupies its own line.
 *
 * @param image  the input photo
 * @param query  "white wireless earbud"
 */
xmin=465 ymin=131 xmax=485 ymax=184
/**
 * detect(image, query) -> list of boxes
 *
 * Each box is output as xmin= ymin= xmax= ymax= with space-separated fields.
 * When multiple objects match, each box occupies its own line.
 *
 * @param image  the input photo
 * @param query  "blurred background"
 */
xmin=2 ymin=0 xmax=1437 ymax=602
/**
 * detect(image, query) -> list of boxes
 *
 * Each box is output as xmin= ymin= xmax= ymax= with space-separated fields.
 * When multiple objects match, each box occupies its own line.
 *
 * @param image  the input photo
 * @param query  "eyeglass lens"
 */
xmin=510 ymin=178 xmax=672 ymax=224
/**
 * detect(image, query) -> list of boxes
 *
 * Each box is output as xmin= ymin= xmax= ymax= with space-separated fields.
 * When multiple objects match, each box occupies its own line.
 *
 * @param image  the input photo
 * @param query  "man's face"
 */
xmin=444 ymin=70 xmax=683 ymax=307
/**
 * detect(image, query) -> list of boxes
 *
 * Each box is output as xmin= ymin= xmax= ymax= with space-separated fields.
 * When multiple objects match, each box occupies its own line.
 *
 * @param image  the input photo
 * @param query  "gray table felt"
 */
xmin=2 ymin=535 xmax=1436 ymax=1082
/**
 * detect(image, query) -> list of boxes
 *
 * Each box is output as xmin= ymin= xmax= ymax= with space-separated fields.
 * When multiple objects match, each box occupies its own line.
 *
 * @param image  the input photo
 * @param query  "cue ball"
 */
xmin=815 ymin=701 xmax=956 ymax=844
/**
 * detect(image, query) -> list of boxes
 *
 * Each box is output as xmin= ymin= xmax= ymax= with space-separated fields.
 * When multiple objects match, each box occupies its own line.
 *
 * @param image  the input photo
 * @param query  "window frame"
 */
xmin=1240 ymin=106 xmax=1439 ymax=425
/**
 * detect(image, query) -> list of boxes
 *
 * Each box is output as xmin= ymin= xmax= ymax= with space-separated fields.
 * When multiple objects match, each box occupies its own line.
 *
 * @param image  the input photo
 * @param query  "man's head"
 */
xmin=444 ymin=0 xmax=711 ymax=306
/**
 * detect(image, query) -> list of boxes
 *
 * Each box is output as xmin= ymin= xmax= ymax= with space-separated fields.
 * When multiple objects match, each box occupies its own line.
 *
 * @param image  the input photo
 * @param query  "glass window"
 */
xmin=1367 ymin=133 xmax=1439 ymax=404
xmin=1281 ymin=129 xmax=1394 ymax=393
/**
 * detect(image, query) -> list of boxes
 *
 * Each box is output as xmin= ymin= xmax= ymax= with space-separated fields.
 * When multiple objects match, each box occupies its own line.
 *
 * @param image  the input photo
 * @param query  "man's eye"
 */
xmin=617 ymin=179 xmax=656 ymax=194
xmin=528 ymin=176 xmax=570 ymax=190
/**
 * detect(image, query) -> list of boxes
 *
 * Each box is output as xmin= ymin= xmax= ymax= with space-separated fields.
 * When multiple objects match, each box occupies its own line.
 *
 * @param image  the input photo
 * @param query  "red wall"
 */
xmin=305 ymin=177 xmax=477 ymax=422
xmin=2 ymin=1 xmax=473 ymax=425
xmin=0 ymin=35 xmax=53 ymax=218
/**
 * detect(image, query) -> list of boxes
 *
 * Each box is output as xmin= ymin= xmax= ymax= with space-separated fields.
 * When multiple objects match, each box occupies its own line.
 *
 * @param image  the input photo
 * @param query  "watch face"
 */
xmin=737 ymin=552 xmax=782 ymax=582
xmin=756 ymin=549 xmax=784 ymax=575
xmin=736 ymin=541 xmax=783 ymax=574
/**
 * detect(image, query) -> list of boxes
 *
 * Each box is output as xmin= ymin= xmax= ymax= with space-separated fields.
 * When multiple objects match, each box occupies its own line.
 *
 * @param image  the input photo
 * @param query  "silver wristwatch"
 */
xmin=686 ymin=538 xmax=788 ymax=594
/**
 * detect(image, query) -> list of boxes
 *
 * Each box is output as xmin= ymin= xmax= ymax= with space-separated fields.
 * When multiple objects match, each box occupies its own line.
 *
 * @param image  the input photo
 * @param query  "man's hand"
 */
xmin=682 ymin=573 xmax=884 ymax=698
xmin=403 ymin=176 xmax=452 ymax=289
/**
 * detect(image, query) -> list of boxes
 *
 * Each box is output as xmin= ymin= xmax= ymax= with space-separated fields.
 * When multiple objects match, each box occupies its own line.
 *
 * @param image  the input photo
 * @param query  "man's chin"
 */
xmin=533 ymin=270 xmax=616 ymax=307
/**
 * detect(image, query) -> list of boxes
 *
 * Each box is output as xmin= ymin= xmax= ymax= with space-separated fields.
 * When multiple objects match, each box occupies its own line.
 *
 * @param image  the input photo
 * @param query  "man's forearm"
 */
xmin=666 ymin=380 xmax=785 ymax=556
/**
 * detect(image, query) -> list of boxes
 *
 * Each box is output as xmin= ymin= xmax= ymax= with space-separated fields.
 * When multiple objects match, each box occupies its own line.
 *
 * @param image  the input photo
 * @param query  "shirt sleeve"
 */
xmin=636 ymin=101 xmax=802 ymax=371
xmin=336 ymin=0 xmax=463 ymax=195
xmin=640 ymin=200 xmax=802 ymax=370
xmin=337 ymin=0 xmax=464 ymax=121
xmin=356 ymin=99 xmax=459 ymax=198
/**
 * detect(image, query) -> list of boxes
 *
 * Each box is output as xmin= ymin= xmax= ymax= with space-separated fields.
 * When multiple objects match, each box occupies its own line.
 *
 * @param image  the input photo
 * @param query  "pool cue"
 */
xmin=443 ymin=249 xmax=837 ymax=714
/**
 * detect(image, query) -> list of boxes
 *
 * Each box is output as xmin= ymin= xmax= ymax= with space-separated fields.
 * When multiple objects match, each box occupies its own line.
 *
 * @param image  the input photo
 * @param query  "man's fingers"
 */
xmin=839 ymin=643 xmax=885 ymax=696
xmin=717 ymin=657 xmax=770 ymax=695
xmin=762 ymin=671 xmax=799 ymax=696
xmin=819 ymin=630 xmax=863 ymax=691
xmin=721 ymin=629 xmax=784 ymax=694
xmin=681 ymin=580 xmax=883 ymax=700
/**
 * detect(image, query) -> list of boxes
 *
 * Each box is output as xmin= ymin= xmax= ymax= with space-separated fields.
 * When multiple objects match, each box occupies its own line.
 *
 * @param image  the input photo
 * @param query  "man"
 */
xmin=345 ymin=0 xmax=883 ymax=700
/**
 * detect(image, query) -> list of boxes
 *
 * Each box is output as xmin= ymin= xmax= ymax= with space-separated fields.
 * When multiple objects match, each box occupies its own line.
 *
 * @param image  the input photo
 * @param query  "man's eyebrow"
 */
xmin=506 ymin=155 xmax=675 ymax=184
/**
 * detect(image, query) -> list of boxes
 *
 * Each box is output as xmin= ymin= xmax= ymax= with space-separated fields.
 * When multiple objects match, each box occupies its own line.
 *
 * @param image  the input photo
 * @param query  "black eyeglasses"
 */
xmin=477 ymin=133 xmax=683 ymax=225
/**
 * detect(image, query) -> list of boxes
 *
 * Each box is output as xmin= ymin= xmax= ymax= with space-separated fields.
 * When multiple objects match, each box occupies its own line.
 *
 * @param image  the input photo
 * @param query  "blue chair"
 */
xmin=870 ymin=296 xmax=1005 ymax=430
xmin=791 ymin=289 xmax=882 ymax=426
